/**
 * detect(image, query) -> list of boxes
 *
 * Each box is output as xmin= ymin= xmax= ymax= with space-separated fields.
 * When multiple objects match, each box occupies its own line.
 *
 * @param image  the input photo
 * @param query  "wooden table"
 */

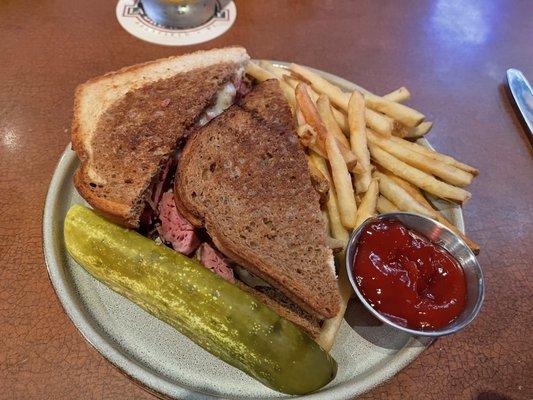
xmin=1 ymin=0 xmax=532 ymax=398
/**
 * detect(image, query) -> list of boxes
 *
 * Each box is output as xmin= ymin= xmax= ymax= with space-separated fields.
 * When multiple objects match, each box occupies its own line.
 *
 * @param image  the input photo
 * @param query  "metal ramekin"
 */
xmin=345 ymin=212 xmax=484 ymax=337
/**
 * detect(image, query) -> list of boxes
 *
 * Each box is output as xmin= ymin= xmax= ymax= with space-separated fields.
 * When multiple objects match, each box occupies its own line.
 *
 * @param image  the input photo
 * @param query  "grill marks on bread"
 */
xmin=175 ymin=80 xmax=341 ymax=319
xmin=74 ymin=63 xmax=237 ymax=228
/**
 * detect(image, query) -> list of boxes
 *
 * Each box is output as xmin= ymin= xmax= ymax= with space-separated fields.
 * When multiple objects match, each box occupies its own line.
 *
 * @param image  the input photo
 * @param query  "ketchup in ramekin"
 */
xmin=353 ymin=220 xmax=467 ymax=330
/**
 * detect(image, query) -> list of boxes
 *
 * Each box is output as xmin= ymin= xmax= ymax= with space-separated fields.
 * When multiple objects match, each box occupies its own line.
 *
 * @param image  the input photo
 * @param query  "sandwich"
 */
xmin=72 ymin=46 xmax=249 ymax=228
xmin=71 ymin=47 xmax=341 ymax=338
xmin=175 ymin=79 xmax=341 ymax=333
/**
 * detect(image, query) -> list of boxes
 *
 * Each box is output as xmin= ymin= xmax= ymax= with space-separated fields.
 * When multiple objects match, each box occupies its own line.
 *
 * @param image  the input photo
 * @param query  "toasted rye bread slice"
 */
xmin=72 ymin=47 xmax=249 ymax=228
xmin=175 ymin=80 xmax=341 ymax=319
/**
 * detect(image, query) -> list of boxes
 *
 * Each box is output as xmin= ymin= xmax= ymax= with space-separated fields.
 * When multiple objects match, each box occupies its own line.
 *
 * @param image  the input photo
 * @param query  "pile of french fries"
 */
xmin=245 ymin=60 xmax=479 ymax=351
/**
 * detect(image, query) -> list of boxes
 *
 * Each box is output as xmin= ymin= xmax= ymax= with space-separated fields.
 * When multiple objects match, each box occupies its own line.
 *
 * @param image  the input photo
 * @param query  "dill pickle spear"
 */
xmin=64 ymin=205 xmax=337 ymax=395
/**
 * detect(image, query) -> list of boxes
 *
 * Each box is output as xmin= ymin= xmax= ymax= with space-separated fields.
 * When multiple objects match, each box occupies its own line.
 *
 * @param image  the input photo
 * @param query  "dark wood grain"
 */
xmin=1 ymin=0 xmax=532 ymax=399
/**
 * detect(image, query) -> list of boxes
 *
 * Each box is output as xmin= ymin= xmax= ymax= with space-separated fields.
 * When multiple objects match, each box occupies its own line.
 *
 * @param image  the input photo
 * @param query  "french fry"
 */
xmin=322 ymin=210 xmax=331 ymax=235
xmin=312 ymin=162 xmax=353 ymax=352
xmin=258 ymin=60 xmax=290 ymax=78
xmin=308 ymin=154 xmax=325 ymax=181
xmin=310 ymin=168 xmax=330 ymax=207
xmin=388 ymin=176 xmax=480 ymax=253
xmin=289 ymin=63 xmax=423 ymax=127
xmin=287 ymin=74 xmax=391 ymax=136
xmin=364 ymin=95 xmax=425 ymax=127
xmin=296 ymin=110 xmax=317 ymax=146
xmin=404 ymin=121 xmax=433 ymax=138
xmin=299 ymin=112 xmax=324 ymax=157
xmin=296 ymin=108 xmax=306 ymax=126
xmin=367 ymin=130 xmax=474 ymax=187
xmin=282 ymin=73 xmax=350 ymax=134
xmin=280 ymin=81 xmax=297 ymax=111
xmin=388 ymin=136 xmax=479 ymax=175
xmin=330 ymin=106 xmax=349 ymax=136
xmin=291 ymin=69 xmax=390 ymax=135
xmin=369 ymin=144 xmax=471 ymax=204
xmin=304 ymin=134 xmax=358 ymax=172
xmin=316 ymin=95 xmax=350 ymax=149
xmin=316 ymin=255 xmax=351 ymax=352
xmin=326 ymin=237 xmax=346 ymax=252
xmin=365 ymin=108 xmax=394 ymax=136
xmin=350 ymin=159 xmax=366 ymax=176
xmin=355 ymin=179 xmax=379 ymax=227
xmin=307 ymin=84 xmax=350 ymax=135
xmin=296 ymin=83 xmax=358 ymax=168
xmin=374 ymin=171 xmax=436 ymax=218
xmin=388 ymin=175 xmax=434 ymax=208
xmin=310 ymin=154 xmax=349 ymax=244
xmin=326 ymin=135 xmax=358 ymax=229
xmin=348 ymin=91 xmax=372 ymax=193
xmin=309 ymin=143 xmax=326 ymax=158
xmin=392 ymin=121 xmax=433 ymax=139
xmin=391 ymin=121 xmax=409 ymax=138
xmin=383 ymin=87 xmax=411 ymax=103
xmin=291 ymin=71 xmax=409 ymax=104
xmin=376 ymin=195 xmax=399 ymax=213
xmin=309 ymin=157 xmax=351 ymax=351
xmin=245 ymin=62 xmax=275 ymax=82
xmin=296 ymin=124 xmax=316 ymax=147
xmin=290 ymin=63 xmax=362 ymax=107
xmin=287 ymin=69 xmax=314 ymax=86
xmin=295 ymin=83 xmax=328 ymax=152
xmin=299 ymin=127 xmax=325 ymax=159
xmin=336 ymin=139 xmax=358 ymax=171
xmin=289 ymin=63 xmax=393 ymax=136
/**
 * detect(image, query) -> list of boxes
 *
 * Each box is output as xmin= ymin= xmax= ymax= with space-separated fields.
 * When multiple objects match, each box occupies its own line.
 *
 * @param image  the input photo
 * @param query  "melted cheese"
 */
xmin=197 ymin=82 xmax=237 ymax=126
xmin=234 ymin=266 xmax=271 ymax=288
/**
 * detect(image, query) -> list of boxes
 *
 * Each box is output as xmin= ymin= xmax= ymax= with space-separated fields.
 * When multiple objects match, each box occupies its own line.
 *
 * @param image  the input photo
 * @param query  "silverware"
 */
xmin=506 ymin=68 xmax=533 ymax=141
xmin=345 ymin=212 xmax=484 ymax=337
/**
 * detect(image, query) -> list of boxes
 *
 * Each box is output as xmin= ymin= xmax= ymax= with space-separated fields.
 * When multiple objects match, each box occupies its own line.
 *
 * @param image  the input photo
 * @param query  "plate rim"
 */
xmin=43 ymin=62 xmax=464 ymax=399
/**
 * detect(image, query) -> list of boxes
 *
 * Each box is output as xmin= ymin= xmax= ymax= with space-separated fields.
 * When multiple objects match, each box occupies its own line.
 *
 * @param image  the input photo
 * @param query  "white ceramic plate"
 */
xmin=43 ymin=63 xmax=464 ymax=399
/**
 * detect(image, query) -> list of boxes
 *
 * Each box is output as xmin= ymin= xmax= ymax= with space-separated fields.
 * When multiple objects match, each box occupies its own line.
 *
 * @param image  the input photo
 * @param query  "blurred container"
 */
xmin=141 ymin=0 xmax=218 ymax=29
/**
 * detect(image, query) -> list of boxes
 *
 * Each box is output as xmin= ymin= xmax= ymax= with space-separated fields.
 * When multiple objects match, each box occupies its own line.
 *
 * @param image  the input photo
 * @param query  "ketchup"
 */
xmin=353 ymin=220 xmax=467 ymax=330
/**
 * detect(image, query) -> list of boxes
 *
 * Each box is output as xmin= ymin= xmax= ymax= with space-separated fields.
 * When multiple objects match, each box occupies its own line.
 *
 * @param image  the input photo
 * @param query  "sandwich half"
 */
xmin=72 ymin=47 xmax=250 ymax=228
xmin=174 ymin=80 xmax=341 ymax=323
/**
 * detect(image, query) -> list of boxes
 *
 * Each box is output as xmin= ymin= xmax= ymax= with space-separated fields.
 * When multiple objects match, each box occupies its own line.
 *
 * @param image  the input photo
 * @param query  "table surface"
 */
xmin=1 ymin=0 xmax=532 ymax=399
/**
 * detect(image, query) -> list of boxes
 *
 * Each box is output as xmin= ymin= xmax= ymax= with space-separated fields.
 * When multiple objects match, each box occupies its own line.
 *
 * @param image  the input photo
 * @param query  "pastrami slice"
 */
xmin=157 ymin=191 xmax=200 ymax=255
xmin=197 ymin=243 xmax=235 ymax=283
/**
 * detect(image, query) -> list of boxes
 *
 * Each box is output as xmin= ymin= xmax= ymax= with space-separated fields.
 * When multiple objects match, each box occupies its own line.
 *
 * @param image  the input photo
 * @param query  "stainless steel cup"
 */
xmin=141 ymin=0 xmax=219 ymax=29
xmin=345 ymin=212 xmax=485 ymax=337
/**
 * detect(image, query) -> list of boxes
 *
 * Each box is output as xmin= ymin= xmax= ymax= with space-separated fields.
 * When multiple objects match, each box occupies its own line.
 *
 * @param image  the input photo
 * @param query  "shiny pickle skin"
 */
xmin=64 ymin=205 xmax=337 ymax=395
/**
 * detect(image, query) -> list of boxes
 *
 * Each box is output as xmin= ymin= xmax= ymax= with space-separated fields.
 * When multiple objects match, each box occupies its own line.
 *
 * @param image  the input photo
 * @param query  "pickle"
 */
xmin=64 ymin=205 xmax=337 ymax=394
